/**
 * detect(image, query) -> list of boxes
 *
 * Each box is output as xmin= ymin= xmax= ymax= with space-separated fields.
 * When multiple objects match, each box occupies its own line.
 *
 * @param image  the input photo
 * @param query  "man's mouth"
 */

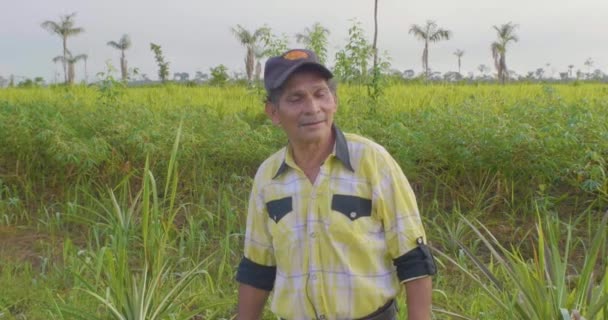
xmin=300 ymin=120 xmax=325 ymax=127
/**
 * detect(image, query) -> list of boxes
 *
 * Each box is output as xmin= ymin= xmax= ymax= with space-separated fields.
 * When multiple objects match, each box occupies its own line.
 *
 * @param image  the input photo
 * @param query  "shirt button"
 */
xmin=319 ymin=315 xmax=326 ymax=320
xmin=350 ymin=211 xmax=357 ymax=219
xmin=310 ymin=232 xmax=316 ymax=238
xmin=310 ymin=274 xmax=317 ymax=280
xmin=311 ymin=192 xmax=317 ymax=199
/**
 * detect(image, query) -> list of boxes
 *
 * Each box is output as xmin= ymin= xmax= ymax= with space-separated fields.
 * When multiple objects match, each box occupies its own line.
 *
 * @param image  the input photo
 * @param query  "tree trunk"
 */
xmin=246 ymin=47 xmax=254 ymax=84
xmin=423 ymin=41 xmax=429 ymax=78
xmin=121 ymin=50 xmax=128 ymax=81
xmin=458 ymin=57 xmax=461 ymax=74
xmin=372 ymin=0 xmax=379 ymax=71
xmin=62 ymin=37 xmax=68 ymax=84
xmin=254 ymin=61 xmax=261 ymax=82
xmin=68 ymin=61 xmax=75 ymax=85
xmin=500 ymin=54 xmax=507 ymax=84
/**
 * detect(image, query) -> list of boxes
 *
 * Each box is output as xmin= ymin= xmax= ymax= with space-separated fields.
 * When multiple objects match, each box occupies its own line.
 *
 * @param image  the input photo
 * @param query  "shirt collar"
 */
xmin=272 ymin=125 xmax=354 ymax=179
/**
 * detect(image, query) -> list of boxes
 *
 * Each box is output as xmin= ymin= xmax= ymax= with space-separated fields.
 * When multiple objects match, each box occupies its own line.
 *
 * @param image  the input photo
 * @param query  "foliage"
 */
xmin=333 ymin=19 xmax=373 ymax=83
xmin=231 ymin=25 xmax=270 ymax=84
xmin=1 ymin=84 xmax=608 ymax=319
xmin=434 ymin=210 xmax=608 ymax=319
xmin=295 ymin=22 xmax=330 ymax=64
xmin=454 ymin=49 xmax=465 ymax=74
xmin=107 ymin=34 xmax=132 ymax=82
xmin=256 ymin=28 xmax=289 ymax=82
xmin=209 ymin=64 xmax=229 ymax=86
xmin=259 ymin=29 xmax=289 ymax=57
xmin=52 ymin=51 xmax=88 ymax=84
xmin=17 ymin=77 xmax=45 ymax=88
xmin=409 ymin=20 xmax=452 ymax=78
xmin=50 ymin=126 xmax=224 ymax=319
xmin=96 ymin=61 xmax=126 ymax=107
xmin=366 ymin=50 xmax=392 ymax=105
xmin=149 ymin=43 xmax=170 ymax=83
xmin=492 ymin=22 xmax=519 ymax=84
xmin=41 ymin=12 xmax=85 ymax=85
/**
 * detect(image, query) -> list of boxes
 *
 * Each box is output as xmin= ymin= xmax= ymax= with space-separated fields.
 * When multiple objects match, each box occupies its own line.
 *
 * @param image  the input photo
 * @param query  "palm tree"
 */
xmin=295 ymin=23 xmax=331 ymax=64
xmin=107 ymin=34 xmax=132 ymax=81
xmin=453 ymin=49 xmax=464 ymax=74
xmin=409 ymin=20 xmax=452 ymax=78
xmin=53 ymin=51 xmax=87 ymax=84
xmin=231 ymin=25 xmax=268 ymax=84
xmin=41 ymin=13 xmax=84 ymax=84
xmin=491 ymin=22 xmax=518 ymax=84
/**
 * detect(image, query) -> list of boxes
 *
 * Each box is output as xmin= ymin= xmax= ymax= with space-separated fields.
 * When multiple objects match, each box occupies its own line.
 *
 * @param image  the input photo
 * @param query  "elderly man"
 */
xmin=236 ymin=49 xmax=436 ymax=320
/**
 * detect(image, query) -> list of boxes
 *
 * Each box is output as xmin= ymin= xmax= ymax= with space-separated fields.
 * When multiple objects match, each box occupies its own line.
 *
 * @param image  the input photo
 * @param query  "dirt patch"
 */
xmin=0 ymin=226 xmax=62 ymax=270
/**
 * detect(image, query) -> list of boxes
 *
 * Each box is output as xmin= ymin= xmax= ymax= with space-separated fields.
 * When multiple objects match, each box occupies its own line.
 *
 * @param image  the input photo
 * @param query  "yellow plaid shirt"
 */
xmin=240 ymin=127 xmax=430 ymax=319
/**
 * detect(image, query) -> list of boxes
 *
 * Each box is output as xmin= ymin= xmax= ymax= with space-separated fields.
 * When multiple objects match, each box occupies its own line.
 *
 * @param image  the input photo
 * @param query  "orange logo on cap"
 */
xmin=283 ymin=50 xmax=309 ymax=60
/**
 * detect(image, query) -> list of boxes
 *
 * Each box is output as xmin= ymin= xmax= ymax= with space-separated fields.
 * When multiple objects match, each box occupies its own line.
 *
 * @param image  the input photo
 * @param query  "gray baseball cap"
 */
xmin=264 ymin=49 xmax=333 ymax=92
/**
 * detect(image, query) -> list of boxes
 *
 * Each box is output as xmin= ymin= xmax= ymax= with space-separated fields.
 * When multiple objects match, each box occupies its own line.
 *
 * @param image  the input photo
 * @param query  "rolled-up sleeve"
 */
xmin=236 ymin=175 xmax=276 ymax=290
xmin=374 ymin=150 xmax=437 ymax=282
xmin=236 ymin=257 xmax=277 ymax=291
xmin=393 ymin=237 xmax=437 ymax=282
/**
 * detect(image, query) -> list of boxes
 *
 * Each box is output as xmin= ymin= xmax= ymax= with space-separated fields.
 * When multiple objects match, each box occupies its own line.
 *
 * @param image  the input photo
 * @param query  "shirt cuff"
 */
xmin=236 ymin=257 xmax=277 ymax=291
xmin=400 ymin=275 xmax=430 ymax=284
xmin=392 ymin=240 xmax=437 ymax=282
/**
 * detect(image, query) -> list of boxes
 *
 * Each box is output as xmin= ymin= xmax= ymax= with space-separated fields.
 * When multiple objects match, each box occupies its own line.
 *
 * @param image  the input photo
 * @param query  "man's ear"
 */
xmin=265 ymin=102 xmax=280 ymax=126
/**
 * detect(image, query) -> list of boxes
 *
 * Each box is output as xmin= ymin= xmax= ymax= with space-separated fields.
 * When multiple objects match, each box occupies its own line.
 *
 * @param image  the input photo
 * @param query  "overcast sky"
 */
xmin=1 ymin=0 xmax=607 ymax=83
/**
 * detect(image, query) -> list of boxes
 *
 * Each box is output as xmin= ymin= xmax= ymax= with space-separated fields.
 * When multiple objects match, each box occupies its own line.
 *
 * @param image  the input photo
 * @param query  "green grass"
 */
xmin=0 ymin=83 xmax=607 ymax=319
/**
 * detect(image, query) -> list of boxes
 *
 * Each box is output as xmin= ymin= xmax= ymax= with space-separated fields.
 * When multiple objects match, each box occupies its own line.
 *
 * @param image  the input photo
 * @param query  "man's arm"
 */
xmin=374 ymin=151 xmax=436 ymax=319
xmin=404 ymin=276 xmax=432 ymax=320
xmin=236 ymin=172 xmax=276 ymax=320
xmin=237 ymin=283 xmax=270 ymax=320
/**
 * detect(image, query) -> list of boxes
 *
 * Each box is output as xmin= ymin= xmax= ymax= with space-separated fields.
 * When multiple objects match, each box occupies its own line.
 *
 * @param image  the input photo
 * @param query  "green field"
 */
xmin=0 ymin=84 xmax=607 ymax=319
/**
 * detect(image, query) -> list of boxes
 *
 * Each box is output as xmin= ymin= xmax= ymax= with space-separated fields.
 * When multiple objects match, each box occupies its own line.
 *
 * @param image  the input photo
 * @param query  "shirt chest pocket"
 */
xmin=329 ymin=194 xmax=384 ymax=244
xmin=266 ymin=196 xmax=292 ymax=223
xmin=331 ymin=194 xmax=372 ymax=221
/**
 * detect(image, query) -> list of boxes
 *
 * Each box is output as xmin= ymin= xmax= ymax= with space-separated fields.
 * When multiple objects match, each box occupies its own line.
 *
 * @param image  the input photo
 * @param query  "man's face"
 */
xmin=266 ymin=70 xmax=337 ymax=146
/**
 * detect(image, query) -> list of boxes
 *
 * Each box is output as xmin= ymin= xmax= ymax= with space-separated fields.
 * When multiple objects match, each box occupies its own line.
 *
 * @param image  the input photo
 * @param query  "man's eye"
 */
xmin=287 ymin=96 xmax=301 ymax=102
xmin=316 ymin=90 xmax=329 ymax=98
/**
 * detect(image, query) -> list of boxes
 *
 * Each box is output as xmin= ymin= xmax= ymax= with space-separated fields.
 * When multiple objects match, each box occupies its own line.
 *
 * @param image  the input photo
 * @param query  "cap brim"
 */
xmin=269 ymin=61 xmax=333 ymax=90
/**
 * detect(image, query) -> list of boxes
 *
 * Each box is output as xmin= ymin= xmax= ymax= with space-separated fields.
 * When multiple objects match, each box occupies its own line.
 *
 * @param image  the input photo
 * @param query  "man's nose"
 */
xmin=302 ymin=95 xmax=320 ymax=113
